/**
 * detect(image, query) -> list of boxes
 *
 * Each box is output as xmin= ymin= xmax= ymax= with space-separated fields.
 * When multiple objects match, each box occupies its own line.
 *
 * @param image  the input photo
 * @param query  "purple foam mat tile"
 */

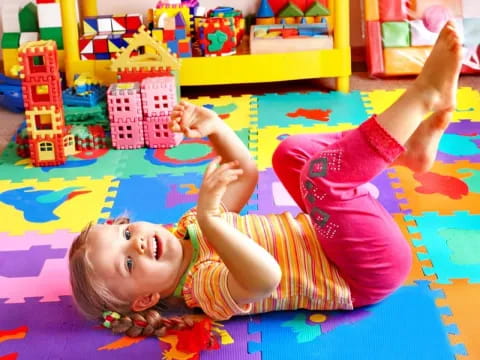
xmin=371 ymin=168 xmax=407 ymax=214
xmin=249 ymin=168 xmax=302 ymax=216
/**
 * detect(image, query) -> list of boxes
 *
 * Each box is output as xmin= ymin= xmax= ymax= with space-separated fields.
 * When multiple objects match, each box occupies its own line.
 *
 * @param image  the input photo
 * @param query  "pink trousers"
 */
xmin=272 ymin=116 xmax=412 ymax=307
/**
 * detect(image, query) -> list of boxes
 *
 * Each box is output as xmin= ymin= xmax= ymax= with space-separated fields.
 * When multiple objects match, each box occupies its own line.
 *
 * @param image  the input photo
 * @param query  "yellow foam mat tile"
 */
xmin=389 ymin=161 xmax=480 ymax=215
xmin=0 ymin=176 xmax=118 ymax=235
xmin=256 ymin=123 xmax=356 ymax=171
xmin=361 ymin=87 xmax=480 ymax=122
xmin=181 ymin=95 xmax=254 ymax=132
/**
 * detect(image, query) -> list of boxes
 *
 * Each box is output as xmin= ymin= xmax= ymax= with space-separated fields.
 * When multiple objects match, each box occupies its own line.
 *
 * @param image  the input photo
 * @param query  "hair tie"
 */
xmin=102 ymin=311 xmax=121 ymax=328
xmin=133 ymin=319 xmax=148 ymax=328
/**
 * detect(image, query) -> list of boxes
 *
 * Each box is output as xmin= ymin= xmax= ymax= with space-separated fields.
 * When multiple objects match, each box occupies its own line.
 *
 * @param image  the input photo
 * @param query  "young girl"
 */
xmin=69 ymin=22 xmax=463 ymax=337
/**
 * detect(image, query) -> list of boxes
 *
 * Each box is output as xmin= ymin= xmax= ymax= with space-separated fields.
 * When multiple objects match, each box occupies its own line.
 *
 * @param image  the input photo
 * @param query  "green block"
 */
xmin=381 ymin=21 xmax=410 ymax=48
xmin=40 ymin=27 xmax=63 ymax=49
xmin=278 ymin=2 xmax=304 ymax=17
xmin=1 ymin=33 xmax=20 ymax=49
xmin=305 ymin=1 xmax=330 ymax=16
xmin=19 ymin=2 xmax=39 ymax=32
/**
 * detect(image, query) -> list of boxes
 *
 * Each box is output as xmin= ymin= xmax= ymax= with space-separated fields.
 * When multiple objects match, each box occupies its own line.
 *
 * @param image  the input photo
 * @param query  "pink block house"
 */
xmin=143 ymin=115 xmax=183 ymax=148
xmin=107 ymin=82 xmax=143 ymax=122
xmin=110 ymin=120 xmax=145 ymax=149
xmin=140 ymin=76 xmax=177 ymax=117
xmin=107 ymin=76 xmax=182 ymax=149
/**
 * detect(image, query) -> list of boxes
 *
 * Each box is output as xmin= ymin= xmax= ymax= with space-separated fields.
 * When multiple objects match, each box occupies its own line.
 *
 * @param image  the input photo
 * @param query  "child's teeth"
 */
xmin=152 ymin=237 xmax=157 ymax=258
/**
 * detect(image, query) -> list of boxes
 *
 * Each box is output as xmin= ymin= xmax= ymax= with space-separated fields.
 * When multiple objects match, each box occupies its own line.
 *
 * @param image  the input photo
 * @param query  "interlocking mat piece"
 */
xmin=247 ymin=281 xmax=465 ymax=359
xmin=405 ymin=211 xmax=480 ymax=284
xmin=0 ymin=89 xmax=479 ymax=359
xmin=361 ymin=87 xmax=480 ymax=122
xmin=432 ymin=280 xmax=480 ymax=360
xmin=0 ymin=177 xmax=118 ymax=235
xmin=389 ymin=161 xmax=480 ymax=215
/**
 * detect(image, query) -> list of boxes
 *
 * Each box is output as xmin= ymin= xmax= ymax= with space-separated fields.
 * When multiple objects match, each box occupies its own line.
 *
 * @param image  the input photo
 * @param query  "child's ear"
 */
xmin=131 ymin=293 xmax=161 ymax=312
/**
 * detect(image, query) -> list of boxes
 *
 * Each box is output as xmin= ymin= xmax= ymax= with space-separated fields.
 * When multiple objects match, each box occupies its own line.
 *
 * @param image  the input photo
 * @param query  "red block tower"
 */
xmin=18 ymin=40 xmax=74 ymax=166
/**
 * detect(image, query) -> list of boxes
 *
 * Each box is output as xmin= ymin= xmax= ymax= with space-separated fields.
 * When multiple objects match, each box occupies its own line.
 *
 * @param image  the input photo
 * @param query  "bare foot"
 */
xmin=393 ymin=111 xmax=451 ymax=173
xmin=413 ymin=21 xmax=463 ymax=113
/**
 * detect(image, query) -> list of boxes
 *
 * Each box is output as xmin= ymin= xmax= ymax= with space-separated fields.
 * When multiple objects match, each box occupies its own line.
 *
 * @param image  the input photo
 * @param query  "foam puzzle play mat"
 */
xmin=1 ymin=87 xmax=480 ymax=359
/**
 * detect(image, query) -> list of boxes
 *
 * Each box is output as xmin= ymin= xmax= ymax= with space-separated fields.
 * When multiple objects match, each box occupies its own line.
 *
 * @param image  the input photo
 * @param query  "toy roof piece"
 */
xmin=305 ymin=1 xmax=330 ymax=16
xmin=110 ymin=26 xmax=180 ymax=72
xmin=278 ymin=2 xmax=304 ymax=17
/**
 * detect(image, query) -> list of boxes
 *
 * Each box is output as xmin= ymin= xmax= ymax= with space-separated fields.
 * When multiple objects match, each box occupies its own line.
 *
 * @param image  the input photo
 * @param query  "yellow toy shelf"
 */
xmin=58 ymin=0 xmax=351 ymax=92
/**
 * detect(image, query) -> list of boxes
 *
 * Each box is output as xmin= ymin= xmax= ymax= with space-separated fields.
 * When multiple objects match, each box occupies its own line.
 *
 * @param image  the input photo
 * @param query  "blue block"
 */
xmin=175 ymin=28 xmax=187 ymax=40
xmin=167 ymin=40 xmax=179 ymax=54
xmin=94 ymin=52 xmax=111 ymax=60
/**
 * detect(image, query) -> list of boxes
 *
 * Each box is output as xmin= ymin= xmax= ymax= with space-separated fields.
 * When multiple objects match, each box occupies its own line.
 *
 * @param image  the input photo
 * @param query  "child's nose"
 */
xmin=133 ymin=236 xmax=145 ymax=254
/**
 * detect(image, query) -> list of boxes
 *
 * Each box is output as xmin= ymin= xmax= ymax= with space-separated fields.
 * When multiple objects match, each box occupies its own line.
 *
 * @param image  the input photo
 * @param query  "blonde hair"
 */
xmin=68 ymin=218 xmax=193 ymax=337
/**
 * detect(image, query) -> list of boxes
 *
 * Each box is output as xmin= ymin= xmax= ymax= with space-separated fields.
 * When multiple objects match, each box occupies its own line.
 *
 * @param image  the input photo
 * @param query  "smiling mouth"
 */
xmin=152 ymin=235 xmax=162 ymax=260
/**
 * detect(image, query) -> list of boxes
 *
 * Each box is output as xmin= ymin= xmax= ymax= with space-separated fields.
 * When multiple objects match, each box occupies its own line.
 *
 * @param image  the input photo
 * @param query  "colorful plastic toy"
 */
xmin=18 ymin=40 xmax=75 ymax=167
xmin=364 ymin=0 xmax=480 ymax=76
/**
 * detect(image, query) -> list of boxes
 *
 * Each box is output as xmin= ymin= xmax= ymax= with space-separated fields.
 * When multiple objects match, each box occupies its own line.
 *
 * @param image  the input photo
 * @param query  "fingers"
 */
xmin=203 ymin=157 xmax=243 ymax=186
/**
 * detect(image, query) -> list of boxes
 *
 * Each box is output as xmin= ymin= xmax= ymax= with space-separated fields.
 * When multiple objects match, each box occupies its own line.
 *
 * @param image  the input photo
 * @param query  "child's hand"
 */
xmin=197 ymin=157 xmax=243 ymax=219
xmin=170 ymin=101 xmax=222 ymax=138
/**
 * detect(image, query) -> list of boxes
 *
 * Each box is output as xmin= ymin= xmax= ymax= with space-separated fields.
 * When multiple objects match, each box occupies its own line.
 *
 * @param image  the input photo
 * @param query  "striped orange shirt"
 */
xmin=174 ymin=208 xmax=352 ymax=321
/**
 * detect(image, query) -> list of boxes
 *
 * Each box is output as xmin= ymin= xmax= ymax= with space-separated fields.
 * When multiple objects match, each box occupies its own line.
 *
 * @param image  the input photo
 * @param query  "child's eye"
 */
xmin=124 ymin=228 xmax=131 ymax=240
xmin=126 ymin=256 xmax=133 ymax=272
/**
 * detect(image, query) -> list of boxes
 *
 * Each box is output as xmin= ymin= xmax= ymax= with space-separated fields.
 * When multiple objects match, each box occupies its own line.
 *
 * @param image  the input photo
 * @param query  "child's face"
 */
xmin=86 ymin=221 xmax=184 ymax=303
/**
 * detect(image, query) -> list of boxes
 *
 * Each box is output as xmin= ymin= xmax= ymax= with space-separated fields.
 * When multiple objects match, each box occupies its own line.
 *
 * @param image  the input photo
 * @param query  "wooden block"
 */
xmin=383 ymin=46 xmax=432 ymax=75
xmin=379 ymin=0 xmax=407 ymax=21
xmin=365 ymin=21 xmax=384 ymax=76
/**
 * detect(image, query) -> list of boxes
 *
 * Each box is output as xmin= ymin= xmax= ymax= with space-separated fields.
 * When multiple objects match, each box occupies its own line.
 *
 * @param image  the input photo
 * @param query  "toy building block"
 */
xmin=19 ymin=39 xmax=69 ymax=167
xmin=83 ymin=17 xmax=99 ymax=35
xmin=107 ymin=82 xmax=143 ymax=122
xmin=143 ymin=116 xmax=183 ymax=148
xmin=19 ymin=2 xmax=39 ymax=32
xmin=410 ymin=19 xmax=439 ymax=46
xmin=2 ymin=3 xmax=21 ymax=33
xmin=28 ymin=133 xmax=67 ymax=166
xmin=140 ymin=76 xmax=177 ymax=117
xmin=39 ymin=27 xmax=64 ymax=49
xmin=71 ymin=124 xmax=107 ymax=150
xmin=110 ymin=120 xmax=145 ymax=149
xmin=64 ymin=102 xmax=110 ymax=129
xmin=112 ymin=16 xmax=127 ymax=32
xmin=1 ymin=33 xmax=21 ymax=49
xmin=126 ymin=14 xmax=143 ymax=32
xmin=197 ymin=17 xmax=236 ymax=56
xmin=2 ymin=49 xmax=20 ymax=77
xmin=63 ymin=85 xmax=106 ymax=107
xmin=16 ymin=127 xmax=30 ymax=158
xmin=279 ymin=2 xmax=304 ymax=17
xmin=257 ymin=0 xmax=275 ymax=18
xmin=305 ymin=1 xmax=330 ymax=16
xmin=0 ymin=74 xmax=25 ymax=113
xmin=110 ymin=26 xmax=180 ymax=81
xmin=365 ymin=20 xmax=385 ymax=76
xmin=364 ymin=0 xmax=380 ymax=21
xmin=381 ymin=21 xmax=410 ymax=47
xmin=37 ymin=2 xmax=62 ymax=28
xmin=18 ymin=40 xmax=59 ymax=79
xmin=379 ymin=0 xmax=408 ymax=22
xmin=97 ymin=16 xmax=113 ymax=33
xmin=20 ymin=32 xmax=39 ymax=46
xmin=384 ymin=46 xmax=431 ymax=75
xmin=93 ymin=35 xmax=109 ymax=53
xmin=25 ymin=106 xmax=65 ymax=138
xmin=410 ymin=0 xmax=462 ymax=21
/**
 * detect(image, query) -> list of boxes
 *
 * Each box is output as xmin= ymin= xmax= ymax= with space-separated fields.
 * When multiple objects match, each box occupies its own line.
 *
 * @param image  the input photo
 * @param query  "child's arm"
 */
xmin=196 ymin=157 xmax=282 ymax=304
xmin=170 ymin=101 xmax=258 ymax=213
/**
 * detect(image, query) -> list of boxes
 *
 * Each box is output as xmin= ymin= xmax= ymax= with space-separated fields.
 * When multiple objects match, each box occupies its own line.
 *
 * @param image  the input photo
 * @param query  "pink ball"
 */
xmin=423 ymin=5 xmax=452 ymax=33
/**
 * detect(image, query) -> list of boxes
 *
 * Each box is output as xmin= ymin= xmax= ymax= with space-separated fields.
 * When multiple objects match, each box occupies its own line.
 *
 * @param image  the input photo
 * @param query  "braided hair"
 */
xmin=69 ymin=218 xmax=202 ymax=338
